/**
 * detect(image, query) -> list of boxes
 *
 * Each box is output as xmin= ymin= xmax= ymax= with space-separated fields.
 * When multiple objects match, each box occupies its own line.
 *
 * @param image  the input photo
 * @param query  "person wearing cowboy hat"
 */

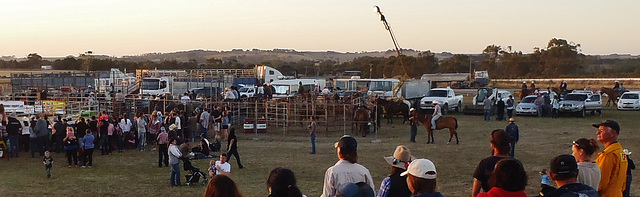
xmin=430 ymin=101 xmax=441 ymax=130
xmin=378 ymin=145 xmax=414 ymax=197
xmin=505 ymin=118 xmax=519 ymax=158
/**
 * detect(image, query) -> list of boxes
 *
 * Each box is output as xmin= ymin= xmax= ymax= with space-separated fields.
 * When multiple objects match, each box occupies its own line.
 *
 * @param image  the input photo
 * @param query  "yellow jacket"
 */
xmin=595 ymin=142 xmax=628 ymax=197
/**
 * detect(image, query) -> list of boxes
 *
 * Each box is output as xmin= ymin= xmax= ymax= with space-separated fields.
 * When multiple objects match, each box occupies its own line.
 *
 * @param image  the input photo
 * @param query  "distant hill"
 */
xmin=116 ymin=49 xmax=457 ymax=64
xmin=3 ymin=49 xmax=638 ymax=64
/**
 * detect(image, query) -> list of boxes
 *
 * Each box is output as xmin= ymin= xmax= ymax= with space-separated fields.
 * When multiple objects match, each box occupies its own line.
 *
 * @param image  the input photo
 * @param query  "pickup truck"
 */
xmin=559 ymin=91 xmax=602 ymax=117
xmin=419 ymin=87 xmax=464 ymax=114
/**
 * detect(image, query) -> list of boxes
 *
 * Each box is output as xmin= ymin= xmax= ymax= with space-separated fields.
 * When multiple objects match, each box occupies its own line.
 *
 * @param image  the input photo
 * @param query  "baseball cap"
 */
xmin=335 ymin=135 xmax=357 ymax=152
xmin=592 ymin=120 xmax=620 ymax=134
xmin=550 ymin=154 xmax=578 ymax=175
xmin=337 ymin=182 xmax=374 ymax=197
xmin=400 ymin=159 xmax=437 ymax=180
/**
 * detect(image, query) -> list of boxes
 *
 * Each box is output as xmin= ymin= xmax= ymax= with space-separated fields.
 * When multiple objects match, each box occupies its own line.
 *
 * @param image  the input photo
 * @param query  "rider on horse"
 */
xmin=521 ymin=81 xmax=527 ymax=90
xmin=560 ymin=81 xmax=568 ymax=92
xmin=530 ymin=81 xmax=536 ymax=90
xmin=613 ymin=81 xmax=620 ymax=91
xmin=431 ymin=100 xmax=441 ymax=130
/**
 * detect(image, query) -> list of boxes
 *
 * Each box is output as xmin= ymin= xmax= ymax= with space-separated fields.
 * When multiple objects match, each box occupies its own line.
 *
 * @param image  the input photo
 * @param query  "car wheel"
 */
xmin=456 ymin=102 xmax=463 ymax=112
xmin=580 ymin=109 xmax=586 ymax=118
xmin=443 ymin=104 xmax=449 ymax=115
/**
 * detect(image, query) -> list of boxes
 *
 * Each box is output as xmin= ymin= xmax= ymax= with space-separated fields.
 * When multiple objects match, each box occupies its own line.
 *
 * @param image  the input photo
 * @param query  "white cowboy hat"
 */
xmin=624 ymin=149 xmax=632 ymax=155
xmin=384 ymin=145 xmax=415 ymax=170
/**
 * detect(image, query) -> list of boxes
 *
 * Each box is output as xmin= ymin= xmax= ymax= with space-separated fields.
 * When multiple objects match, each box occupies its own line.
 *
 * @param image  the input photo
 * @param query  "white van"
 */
xmin=271 ymin=79 xmax=326 ymax=98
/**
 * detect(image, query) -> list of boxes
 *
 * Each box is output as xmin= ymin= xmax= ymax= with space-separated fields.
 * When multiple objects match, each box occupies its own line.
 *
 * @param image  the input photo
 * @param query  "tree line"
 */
xmin=1 ymin=38 xmax=639 ymax=78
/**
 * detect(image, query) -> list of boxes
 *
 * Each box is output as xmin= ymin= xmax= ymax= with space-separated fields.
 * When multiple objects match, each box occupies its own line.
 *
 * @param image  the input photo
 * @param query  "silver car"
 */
xmin=515 ymin=95 xmax=538 ymax=116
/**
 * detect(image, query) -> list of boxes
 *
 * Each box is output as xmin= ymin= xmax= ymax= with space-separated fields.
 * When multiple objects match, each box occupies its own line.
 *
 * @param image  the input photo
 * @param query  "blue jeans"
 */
xmin=484 ymin=109 xmax=491 ymax=121
xmin=410 ymin=125 xmax=417 ymax=142
xmin=509 ymin=141 xmax=517 ymax=158
xmin=139 ymin=132 xmax=146 ymax=150
xmin=200 ymin=125 xmax=208 ymax=139
xmin=537 ymin=107 xmax=543 ymax=117
xmin=310 ymin=133 xmax=316 ymax=154
xmin=9 ymin=135 xmax=19 ymax=156
xmin=171 ymin=163 xmax=181 ymax=186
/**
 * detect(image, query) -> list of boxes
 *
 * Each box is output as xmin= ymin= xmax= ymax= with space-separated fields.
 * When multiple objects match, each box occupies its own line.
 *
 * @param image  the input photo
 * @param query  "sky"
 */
xmin=1 ymin=0 xmax=639 ymax=58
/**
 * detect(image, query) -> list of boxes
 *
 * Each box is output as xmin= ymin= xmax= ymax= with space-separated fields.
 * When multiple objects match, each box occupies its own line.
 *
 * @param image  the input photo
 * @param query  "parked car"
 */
xmin=515 ymin=95 xmax=538 ymax=116
xmin=559 ymin=92 xmax=602 ymax=117
xmin=617 ymin=91 xmax=640 ymax=110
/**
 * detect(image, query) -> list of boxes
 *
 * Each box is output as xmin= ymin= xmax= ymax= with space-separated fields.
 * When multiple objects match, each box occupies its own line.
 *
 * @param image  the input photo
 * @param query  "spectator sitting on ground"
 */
xmin=209 ymin=153 xmax=230 ymax=177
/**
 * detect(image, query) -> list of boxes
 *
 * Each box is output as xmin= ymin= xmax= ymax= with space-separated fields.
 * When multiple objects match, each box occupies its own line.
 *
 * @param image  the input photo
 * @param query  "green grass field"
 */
xmin=1 ymin=106 xmax=638 ymax=197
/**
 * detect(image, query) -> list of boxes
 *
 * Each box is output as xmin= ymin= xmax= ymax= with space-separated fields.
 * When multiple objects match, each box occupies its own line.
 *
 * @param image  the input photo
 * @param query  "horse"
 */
xmin=352 ymin=106 xmax=371 ymax=137
xmin=600 ymin=87 xmax=625 ymax=107
xmin=551 ymin=87 xmax=572 ymax=97
xmin=376 ymin=98 xmax=410 ymax=124
xmin=412 ymin=111 xmax=459 ymax=144
xmin=519 ymin=87 xmax=537 ymax=100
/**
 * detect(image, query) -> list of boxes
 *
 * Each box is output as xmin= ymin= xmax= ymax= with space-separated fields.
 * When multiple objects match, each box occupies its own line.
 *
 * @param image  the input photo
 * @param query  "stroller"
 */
xmin=181 ymin=157 xmax=208 ymax=186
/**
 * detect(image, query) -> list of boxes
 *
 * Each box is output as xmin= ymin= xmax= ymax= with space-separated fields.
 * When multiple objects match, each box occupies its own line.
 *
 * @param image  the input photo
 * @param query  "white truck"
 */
xmin=238 ymin=86 xmax=257 ymax=98
xmin=271 ymin=79 xmax=326 ymax=98
xmin=419 ymin=87 xmax=464 ymax=114
xmin=139 ymin=65 xmax=283 ymax=98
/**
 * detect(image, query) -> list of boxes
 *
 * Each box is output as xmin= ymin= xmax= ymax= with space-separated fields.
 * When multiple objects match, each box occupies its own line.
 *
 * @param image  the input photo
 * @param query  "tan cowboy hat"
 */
xmin=509 ymin=118 xmax=515 ymax=122
xmin=384 ymin=145 xmax=415 ymax=170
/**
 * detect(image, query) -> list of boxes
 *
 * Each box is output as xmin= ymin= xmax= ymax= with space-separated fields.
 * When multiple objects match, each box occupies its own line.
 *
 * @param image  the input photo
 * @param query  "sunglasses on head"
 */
xmin=392 ymin=157 xmax=406 ymax=165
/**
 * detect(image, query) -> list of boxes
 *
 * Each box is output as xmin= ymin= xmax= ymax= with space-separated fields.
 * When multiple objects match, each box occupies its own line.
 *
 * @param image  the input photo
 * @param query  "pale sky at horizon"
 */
xmin=1 ymin=0 xmax=639 ymax=58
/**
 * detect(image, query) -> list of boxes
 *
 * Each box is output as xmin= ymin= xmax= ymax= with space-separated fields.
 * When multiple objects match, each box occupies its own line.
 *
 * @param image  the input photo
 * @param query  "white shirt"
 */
xmin=224 ymin=91 xmax=236 ymax=99
xmin=174 ymin=116 xmax=181 ymax=129
xmin=119 ymin=119 xmax=132 ymax=132
xmin=168 ymin=144 xmax=182 ymax=165
xmin=212 ymin=161 xmax=231 ymax=175
xmin=577 ymin=162 xmax=601 ymax=191
xmin=257 ymin=86 xmax=264 ymax=94
xmin=180 ymin=95 xmax=190 ymax=104
xmin=321 ymin=160 xmax=375 ymax=197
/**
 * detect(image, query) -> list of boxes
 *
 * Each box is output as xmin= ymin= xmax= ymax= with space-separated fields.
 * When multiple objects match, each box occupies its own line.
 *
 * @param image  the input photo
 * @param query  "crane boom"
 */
xmin=375 ymin=5 xmax=409 ymax=98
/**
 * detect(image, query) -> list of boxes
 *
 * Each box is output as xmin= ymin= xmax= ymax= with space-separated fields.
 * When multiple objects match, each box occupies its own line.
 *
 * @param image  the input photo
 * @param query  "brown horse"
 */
xmin=412 ymin=111 xmax=459 ymax=144
xmin=600 ymin=87 xmax=623 ymax=106
xmin=352 ymin=106 xmax=371 ymax=137
xmin=376 ymin=98 xmax=410 ymax=124
xmin=519 ymin=88 xmax=537 ymax=100
xmin=551 ymin=87 xmax=572 ymax=97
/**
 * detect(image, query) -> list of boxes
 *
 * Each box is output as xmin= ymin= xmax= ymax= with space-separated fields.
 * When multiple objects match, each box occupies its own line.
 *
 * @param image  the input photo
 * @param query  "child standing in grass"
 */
xmin=43 ymin=151 xmax=53 ymax=178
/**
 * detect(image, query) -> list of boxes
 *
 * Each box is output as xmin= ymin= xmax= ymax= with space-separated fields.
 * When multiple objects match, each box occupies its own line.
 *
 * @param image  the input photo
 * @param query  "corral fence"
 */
xmin=109 ymin=95 xmax=377 ymax=137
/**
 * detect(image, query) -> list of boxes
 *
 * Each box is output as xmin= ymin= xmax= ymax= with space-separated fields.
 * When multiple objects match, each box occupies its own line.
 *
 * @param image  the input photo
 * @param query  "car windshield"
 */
xmin=428 ymin=90 xmax=448 ymax=97
xmin=622 ymin=94 xmax=639 ymax=99
xmin=564 ymin=94 xmax=588 ymax=101
xmin=521 ymin=97 xmax=536 ymax=103
xmin=273 ymin=85 xmax=290 ymax=95
xmin=239 ymin=87 xmax=252 ymax=92
xmin=142 ymin=79 xmax=160 ymax=90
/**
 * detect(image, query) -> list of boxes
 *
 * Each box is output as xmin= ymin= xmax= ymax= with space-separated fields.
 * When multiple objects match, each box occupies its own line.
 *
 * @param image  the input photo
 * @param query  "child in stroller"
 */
xmin=180 ymin=157 xmax=208 ymax=186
